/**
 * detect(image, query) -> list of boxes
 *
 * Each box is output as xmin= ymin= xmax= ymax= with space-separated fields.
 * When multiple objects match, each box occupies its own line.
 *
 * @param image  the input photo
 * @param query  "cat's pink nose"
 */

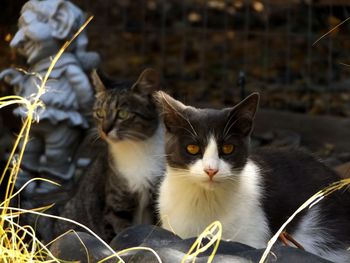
xmin=204 ymin=168 xmax=218 ymax=180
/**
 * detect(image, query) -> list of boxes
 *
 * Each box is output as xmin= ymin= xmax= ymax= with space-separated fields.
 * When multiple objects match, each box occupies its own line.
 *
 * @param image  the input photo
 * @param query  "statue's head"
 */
xmin=10 ymin=0 xmax=88 ymax=65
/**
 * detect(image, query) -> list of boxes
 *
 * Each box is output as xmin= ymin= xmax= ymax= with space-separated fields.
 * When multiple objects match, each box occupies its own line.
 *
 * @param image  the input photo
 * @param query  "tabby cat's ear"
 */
xmin=91 ymin=69 xmax=106 ymax=94
xmin=227 ymin=92 xmax=260 ymax=136
xmin=155 ymin=91 xmax=188 ymax=133
xmin=132 ymin=68 xmax=160 ymax=96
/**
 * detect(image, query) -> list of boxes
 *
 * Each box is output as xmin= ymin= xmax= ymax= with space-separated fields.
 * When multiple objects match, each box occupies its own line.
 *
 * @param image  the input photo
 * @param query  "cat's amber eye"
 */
xmin=95 ymin=109 xmax=105 ymax=119
xmin=222 ymin=144 xmax=235 ymax=155
xmin=186 ymin=144 xmax=200 ymax=155
xmin=118 ymin=110 xmax=129 ymax=119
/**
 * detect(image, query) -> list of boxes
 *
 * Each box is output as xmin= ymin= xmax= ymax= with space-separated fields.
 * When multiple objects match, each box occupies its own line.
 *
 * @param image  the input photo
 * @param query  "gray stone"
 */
xmin=254 ymin=109 xmax=350 ymax=154
xmin=110 ymin=224 xmax=182 ymax=251
xmin=49 ymin=231 xmax=115 ymax=263
xmin=110 ymin=225 xmax=333 ymax=263
xmin=240 ymin=246 xmax=333 ymax=263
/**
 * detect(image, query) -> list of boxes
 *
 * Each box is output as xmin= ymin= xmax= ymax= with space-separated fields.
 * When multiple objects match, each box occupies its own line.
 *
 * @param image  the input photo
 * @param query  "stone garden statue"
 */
xmin=0 ymin=0 xmax=99 ymax=194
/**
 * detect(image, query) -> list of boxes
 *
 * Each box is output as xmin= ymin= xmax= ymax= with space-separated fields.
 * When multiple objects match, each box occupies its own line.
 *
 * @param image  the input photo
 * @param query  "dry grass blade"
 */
xmin=259 ymin=178 xmax=350 ymax=263
xmin=1 ymin=206 xmax=124 ymax=262
xmin=313 ymin=16 xmax=350 ymax=46
xmin=0 ymin=16 xmax=96 ymax=262
xmin=181 ymin=221 xmax=222 ymax=263
xmin=1 ymin=178 xmax=60 ymax=207
xmin=339 ymin=62 xmax=350 ymax=68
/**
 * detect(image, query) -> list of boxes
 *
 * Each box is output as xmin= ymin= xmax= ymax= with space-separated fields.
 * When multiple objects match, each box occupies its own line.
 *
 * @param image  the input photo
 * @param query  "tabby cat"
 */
xmin=56 ymin=69 xmax=165 ymax=242
xmin=156 ymin=91 xmax=350 ymax=263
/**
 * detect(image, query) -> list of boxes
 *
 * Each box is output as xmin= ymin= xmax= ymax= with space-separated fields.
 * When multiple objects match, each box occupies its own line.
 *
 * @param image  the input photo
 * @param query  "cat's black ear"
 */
xmin=132 ymin=68 xmax=160 ymax=96
xmin=91 ymin=69 xmax=107 ymax=94
xmin=154 ymin=91 xmax=188 ymax=133
xmin=227 ymin=92 xmax=260 ymax=136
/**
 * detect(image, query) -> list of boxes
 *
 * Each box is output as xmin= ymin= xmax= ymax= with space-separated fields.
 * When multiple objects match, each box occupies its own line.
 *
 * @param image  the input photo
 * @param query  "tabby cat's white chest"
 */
xmin=109 ymin=126 xmax=165 ymax=192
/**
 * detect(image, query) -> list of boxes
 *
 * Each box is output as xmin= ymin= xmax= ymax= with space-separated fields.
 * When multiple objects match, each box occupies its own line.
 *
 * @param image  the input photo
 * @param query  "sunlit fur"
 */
xmin=109 ymin=125 xmax=165 ymax=193
xmin=189 ymin=136 xmax=232 ymax=190
xmin=159 ymin=135 xmax=270 ymax=248
xmin=292 ymin=208 xmax=350 ymax=263
xmin=92 ymin=69 xmax=164 ymax=225
xmin=157 ymin=91 xmax=350 ymax=263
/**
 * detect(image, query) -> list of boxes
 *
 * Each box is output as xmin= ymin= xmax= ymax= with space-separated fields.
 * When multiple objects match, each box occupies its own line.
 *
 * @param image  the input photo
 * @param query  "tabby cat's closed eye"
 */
xmin=95 ymin=109 xmax=105 ymax=119
xmin=56 ymin=69 xmax=164 ymax=243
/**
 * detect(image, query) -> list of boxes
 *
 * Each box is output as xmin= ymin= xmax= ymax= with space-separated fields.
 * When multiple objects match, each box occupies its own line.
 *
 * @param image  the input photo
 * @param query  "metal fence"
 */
xmin=2 ymin=0 xmax=350 ymax=114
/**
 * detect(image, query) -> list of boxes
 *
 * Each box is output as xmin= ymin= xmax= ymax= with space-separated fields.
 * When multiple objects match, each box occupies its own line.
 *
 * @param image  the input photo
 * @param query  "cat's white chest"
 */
xmin=158 ymin=160 xmax=270 ymax=248
xmin=109 ymin=126 xmax=165 ymax=192
xmin=109 ymin=126 xmax=164 ymax=225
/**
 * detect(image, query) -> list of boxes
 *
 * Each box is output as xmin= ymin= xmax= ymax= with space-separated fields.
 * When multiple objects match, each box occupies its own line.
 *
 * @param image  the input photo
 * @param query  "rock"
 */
xmin=111 ymin=225 xmax=333 ymax=263
xmin=254 ymin=129 xmax=301 ymax=148
xmin=49 ymin=226 xmax=335 ymax=263
xmin=110 ymin=224 xmax=182 ymax=251
xmin=323 ymin=157 xmax=342 ymax=168
xmin=167 ymin=238 xmax=254 ymax=256
xmin=119 ymin=247 xmax=186 ymax=263
xmin=336 ymin=152 xmax=350 ymax=163
xmin=49 ymin=231 xmax=115 ymax=263
xmin=240 ymin=246 xmax=333 ymax=263
xmin=254 ymin=109 xmax=350 ymax=154
xmin=120 ymin=247 xmax=253 ymax=263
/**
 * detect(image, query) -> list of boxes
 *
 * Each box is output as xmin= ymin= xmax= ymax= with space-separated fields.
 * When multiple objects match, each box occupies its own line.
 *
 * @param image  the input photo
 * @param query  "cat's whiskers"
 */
xmin=160 ymin=92 xmax=198 ymax=138
xmin=169 ymin=169 xmax=226 ymax=182
xmin=86 ymin=128 xmax=103 ymax=144
xmin=152 ymin=154 xmax=170 ymax=158
xmin=223 ymin=116 xmax=243 ymax=138
xmin=170 ymin=173 xmax=245 ymax=187
xmin=178 ymin=126 xmax=199 ymax=140
xmin=168 ymin=169 xmax=195 ymax=179
xmin=183 ymin=117 xmax=198 ymax=138
xmin=118 ymin=130 xmax=149 ymax=141
xmin=171 ymin=166 xmax=242 ymax=176
xmin=170 ymin=167 xmax=191 ymax=172
xmin=223 ymin=111 xmax=237 ymax=136
xmin=121 ymin=134 xmax=144 ymax=142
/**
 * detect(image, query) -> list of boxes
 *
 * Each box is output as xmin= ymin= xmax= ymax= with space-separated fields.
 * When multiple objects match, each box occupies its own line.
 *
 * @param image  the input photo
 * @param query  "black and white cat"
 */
xmin=156 ymin=91 xmax=350 ymax=263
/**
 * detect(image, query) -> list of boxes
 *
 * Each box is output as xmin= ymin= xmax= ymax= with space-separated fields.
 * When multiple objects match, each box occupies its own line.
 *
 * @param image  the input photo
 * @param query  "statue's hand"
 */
xmin=0 ymin=68 xmax=23 ymax=86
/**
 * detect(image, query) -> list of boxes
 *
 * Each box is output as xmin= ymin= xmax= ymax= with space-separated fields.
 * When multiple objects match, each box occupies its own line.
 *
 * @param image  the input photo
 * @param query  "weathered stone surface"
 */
xmin=49 ymin=231 xmax=115 ymax=263
xmin=254 ymin=109 xmax=350 ymax=154
xmin=49 ymin=226 xmax=335 ymax=262
xmin=240 ymin=246 xmax=332 ymax=263
xmin=110 ymin=224 xmax=182 ymax=251
xmin=110 ymin=225 xmax=333 ymax=263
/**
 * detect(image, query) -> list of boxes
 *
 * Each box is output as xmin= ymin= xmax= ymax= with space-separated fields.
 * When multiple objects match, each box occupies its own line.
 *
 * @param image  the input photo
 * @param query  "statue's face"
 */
xmin=10 ymin=9 xmax=59 ymax=64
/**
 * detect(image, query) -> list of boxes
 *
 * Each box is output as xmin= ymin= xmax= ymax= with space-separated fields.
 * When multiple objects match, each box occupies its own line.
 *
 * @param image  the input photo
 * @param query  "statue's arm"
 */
xmin=65 ymin=65 xmax=93 ymax=112
xmin=0 ymin=68 xmax=25 ymax=92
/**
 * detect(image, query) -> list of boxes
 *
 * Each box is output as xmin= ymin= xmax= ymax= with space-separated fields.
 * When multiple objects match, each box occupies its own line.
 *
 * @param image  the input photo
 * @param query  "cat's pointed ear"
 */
xmin=227 ymin=92 xmax=260 ymax=136
xmin=155 ymin=91 xmax=188 ymax=133
xmin=91 ymin=69 xmax=106 ymax=94
xmin=132 ymin=68 xmax=160 ymax=96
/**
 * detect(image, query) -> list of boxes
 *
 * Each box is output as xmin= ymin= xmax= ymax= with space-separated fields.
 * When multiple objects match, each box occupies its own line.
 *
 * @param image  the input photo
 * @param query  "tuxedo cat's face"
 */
xmin=156 ymin=92 xmax=259 ymax=189
xmin=91 ymin=69 xmax=160 ymax=142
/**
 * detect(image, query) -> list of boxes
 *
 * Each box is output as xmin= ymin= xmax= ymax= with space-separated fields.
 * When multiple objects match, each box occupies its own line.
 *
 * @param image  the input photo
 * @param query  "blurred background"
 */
xmin=2 ymin=0 xmax=350 ymax=111
xmin=1 ymin=0 xmax=350 ymax=171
